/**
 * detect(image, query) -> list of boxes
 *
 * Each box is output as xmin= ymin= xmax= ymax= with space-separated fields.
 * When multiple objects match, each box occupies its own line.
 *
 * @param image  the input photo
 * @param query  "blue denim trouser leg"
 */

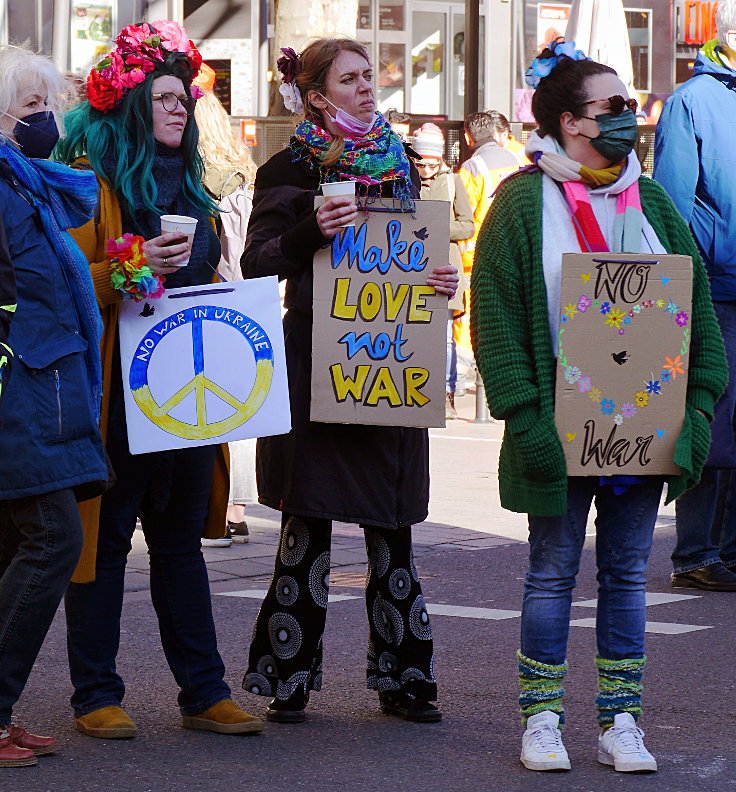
xmin=521 ymin=477 xmax=662 ymax=666
xmin=446 ymin=311 xmax=457 ymax=394
xmin=65 ymin=435 xmax=230 ymax=718
xmin=673 ymin=468 xmax=724 ymax=573
xmin=0 ymin=488 xmax=83 ymax=723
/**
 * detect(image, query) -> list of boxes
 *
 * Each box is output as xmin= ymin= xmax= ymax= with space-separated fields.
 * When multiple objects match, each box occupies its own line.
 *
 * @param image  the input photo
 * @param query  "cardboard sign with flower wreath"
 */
xmin=554 ymin=252 xmax=692 ymax=475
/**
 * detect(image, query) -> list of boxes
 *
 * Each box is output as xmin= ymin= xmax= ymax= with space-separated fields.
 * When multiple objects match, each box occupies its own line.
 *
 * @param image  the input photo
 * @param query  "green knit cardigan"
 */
xmin=470 ymin=170 xmax=728 ymax=517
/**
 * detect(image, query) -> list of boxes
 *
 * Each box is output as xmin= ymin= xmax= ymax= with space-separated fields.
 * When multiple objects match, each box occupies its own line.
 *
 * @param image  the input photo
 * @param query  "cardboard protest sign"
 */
xmin=554 ymin=253 xmax=692 ymax=475
xmin=118 ymin=277 xmax=290 ymax=454
xmin=311 ymin=199 xmax=449 ymax=427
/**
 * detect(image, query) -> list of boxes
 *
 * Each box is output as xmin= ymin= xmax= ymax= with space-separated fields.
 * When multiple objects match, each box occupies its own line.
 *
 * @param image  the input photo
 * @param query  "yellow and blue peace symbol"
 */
xmin=129 ymin=305 xmax=274 ymax=440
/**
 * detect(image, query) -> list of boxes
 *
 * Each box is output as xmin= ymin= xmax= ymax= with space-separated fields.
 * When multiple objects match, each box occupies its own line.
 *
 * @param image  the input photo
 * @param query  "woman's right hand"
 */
xmin=317 ymin=197 xmax=358 ymax=239
xmin=143 ymin=232 xmax=191 ymax=274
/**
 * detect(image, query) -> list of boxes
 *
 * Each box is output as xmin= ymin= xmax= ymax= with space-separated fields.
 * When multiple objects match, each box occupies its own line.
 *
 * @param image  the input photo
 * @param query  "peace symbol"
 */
xmin=129 ymin=305 xmax=274 ymax=440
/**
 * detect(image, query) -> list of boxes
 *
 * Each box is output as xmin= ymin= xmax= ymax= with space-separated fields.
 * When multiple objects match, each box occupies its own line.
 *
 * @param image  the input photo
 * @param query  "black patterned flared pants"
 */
xmin=243 ymin=513 xmax=437 ymax=702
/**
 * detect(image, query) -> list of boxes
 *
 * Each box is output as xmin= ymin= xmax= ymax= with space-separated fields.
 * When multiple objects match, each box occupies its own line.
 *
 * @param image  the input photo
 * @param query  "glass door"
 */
xmin=411 ymin=8 xmax=447 ymax=115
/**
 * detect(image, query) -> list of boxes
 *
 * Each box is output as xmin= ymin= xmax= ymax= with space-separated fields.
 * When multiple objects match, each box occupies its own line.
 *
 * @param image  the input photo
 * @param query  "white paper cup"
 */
xmin=320 ymin=181 xmax=356 ymax=227
xmin=160 ymin=214 xmax=198 ymax=266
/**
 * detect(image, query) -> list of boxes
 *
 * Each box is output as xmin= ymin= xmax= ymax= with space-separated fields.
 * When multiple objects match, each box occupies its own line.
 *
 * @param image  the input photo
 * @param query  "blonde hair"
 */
xmin=0 ymin=45 xmax=73 ymax=141
xmin=296 ymin=38 xmax=371 ymax=168
xmin=195 ymin=89 xmax=256 ymax=184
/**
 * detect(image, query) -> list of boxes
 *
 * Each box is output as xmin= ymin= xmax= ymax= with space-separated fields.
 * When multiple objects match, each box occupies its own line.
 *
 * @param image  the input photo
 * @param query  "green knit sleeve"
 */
xmin=471 ymin=174 xmax=540 ymax=428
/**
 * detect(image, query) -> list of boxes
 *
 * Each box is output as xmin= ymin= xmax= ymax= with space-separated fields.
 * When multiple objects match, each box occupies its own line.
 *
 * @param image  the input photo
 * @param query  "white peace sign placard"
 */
xmin=118 ymin=277 xmax=290 ymax=455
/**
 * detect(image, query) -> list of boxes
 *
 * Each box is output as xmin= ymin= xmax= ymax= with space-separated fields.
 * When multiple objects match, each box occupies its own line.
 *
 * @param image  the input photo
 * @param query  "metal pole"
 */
xmin=52 ymin=0 xmax=71 ymax=71
xmin=464 ymin=0 xmax=480 ymax=119
xmin=473 ymin=366 xmax=491 ymax=423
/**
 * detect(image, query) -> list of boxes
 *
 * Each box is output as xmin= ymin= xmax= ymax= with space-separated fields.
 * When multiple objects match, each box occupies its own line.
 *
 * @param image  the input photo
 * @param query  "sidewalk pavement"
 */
xmin=123 ymin=387 xmax=675 ymax=601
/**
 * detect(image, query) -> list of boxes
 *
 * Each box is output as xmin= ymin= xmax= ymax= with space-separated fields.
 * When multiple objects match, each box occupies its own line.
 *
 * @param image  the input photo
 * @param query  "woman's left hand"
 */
xmin=426 ymin=265 xmax=459 ymax=298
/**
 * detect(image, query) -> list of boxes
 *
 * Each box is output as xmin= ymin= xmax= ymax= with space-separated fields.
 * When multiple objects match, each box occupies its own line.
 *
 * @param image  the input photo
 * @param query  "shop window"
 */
xmin=625 ymin=8 xmax=652 ymax=93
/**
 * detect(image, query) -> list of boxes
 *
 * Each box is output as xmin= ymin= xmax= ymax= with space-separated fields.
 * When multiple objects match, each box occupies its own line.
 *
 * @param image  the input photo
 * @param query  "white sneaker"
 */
xmin=598 ymin=712 xmax=657 ymax=772
xmin=201 ymin=537 xmax=232 ymax=547
xmin=520 ymin=710 xmax=571 ymax=771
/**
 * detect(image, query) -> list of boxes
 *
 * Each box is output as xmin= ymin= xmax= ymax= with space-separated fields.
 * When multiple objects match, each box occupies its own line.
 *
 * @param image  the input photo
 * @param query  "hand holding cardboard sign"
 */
xmin=426 ymin=264 xmax=459 ymax=298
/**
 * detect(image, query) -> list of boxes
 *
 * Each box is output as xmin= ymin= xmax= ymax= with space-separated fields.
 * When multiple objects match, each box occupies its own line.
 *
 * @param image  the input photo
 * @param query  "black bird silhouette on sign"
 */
xmin=139 ymin=302 xmax=155 ymax=318
xmin=611 ymin=350 xmax=629 ymax=365
xmin=413 ymin=227 xmax=429 ymax=240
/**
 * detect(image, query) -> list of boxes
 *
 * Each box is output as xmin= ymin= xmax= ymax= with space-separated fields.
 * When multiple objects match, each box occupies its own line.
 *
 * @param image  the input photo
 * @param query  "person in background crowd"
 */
xmin=241 ymin=38 xmax=457 ymax=725
xmin=472 ymin=39 xmax=726 ymax=773
xmin=654 ymin=0 xmax=736 ymax=592
xmin=194 ymin=62 xmax=258 ymax=547
xmin=0 ymin=44 xmax=108 ymax=768
xmin=385 ymin=107 xmax=411 ymax=142
xmin=55 ymin=20 xmax=262 ymax=740
xmin=0 ymin=217 xmax=14 ymax=405
xmin=411 ymin=122 xmax=474 ymax=419
xmin=486 ymin=109 xmax=530 ymax=166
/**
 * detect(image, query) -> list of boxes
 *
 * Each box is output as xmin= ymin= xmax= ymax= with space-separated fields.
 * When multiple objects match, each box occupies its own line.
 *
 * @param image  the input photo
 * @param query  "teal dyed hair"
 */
xmin=55 ymin=63 xmax=218 ymax=221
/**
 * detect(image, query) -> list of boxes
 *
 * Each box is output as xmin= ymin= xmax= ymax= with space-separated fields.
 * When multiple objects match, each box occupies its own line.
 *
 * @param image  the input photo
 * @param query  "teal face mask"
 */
xmin=579 ymin=108 xmax=638 ymax=163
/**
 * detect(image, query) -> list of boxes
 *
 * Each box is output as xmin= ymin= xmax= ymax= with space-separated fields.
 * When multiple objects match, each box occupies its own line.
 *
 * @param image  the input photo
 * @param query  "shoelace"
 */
xmin=609 ymin=724 xmax=647 ymax=752
xmin=531 ymin=724 xmax=565 ymax=752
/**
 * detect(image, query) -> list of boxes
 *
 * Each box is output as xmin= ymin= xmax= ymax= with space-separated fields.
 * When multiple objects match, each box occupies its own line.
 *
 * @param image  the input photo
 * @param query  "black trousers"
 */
xmin=243 ymin=513 xmax=437 ymax=702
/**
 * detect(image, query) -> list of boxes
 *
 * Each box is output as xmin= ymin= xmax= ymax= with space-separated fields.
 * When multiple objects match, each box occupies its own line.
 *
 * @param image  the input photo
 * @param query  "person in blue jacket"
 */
xmin=0 ymin=45 xmax=108 ymax=766
xmin=0 ymin=217 xmax=14 ymax=404
xmin=654 ymin=0 xmax=736 ymax=592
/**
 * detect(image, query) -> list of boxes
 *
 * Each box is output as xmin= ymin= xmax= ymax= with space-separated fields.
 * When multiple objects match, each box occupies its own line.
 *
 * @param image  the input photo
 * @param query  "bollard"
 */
xmin=473 ymin=366 xmax=491 ymax=424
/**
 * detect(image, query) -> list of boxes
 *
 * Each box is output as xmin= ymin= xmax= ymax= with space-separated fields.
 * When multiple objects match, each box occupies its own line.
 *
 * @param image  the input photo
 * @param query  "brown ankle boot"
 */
xmin=182 ymin=699 xmax=263 ymax=734
xmin=8 ymin=724 xmax=57 ymax=756
xmin=75 ymin=705 xmax=136 ymax=739
xmin=0 ymin=728 xmax=36 ymax=767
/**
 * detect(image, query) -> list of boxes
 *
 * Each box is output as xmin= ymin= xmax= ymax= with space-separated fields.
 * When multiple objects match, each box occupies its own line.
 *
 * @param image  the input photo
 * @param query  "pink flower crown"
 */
xmin=87 ymin=20 xmax=204 ymax=113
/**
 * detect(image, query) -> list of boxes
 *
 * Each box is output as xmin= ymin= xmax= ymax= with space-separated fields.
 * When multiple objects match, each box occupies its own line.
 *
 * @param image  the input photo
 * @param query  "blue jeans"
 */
xmin=673 ymin=301 xmax=736 ymax=572
xmin=521 ymin=477 xmax=663 ymax=666
xmin=0 ymin=488 xmax=83 ymax=723
xmin=65 ymin=426 xmax=230 ymax=718
xmin=446 ymin=311 xmax=457 ymax=394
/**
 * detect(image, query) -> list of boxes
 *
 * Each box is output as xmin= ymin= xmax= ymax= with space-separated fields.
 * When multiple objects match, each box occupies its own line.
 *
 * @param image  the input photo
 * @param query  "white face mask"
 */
xmin=317 ymin=93 xmax=376 ymax=138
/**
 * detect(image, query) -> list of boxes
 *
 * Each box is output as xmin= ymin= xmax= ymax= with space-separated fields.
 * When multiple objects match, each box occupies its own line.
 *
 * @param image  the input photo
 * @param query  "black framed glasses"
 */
xmin=152 ymin=92 xmax=197 ymax=116
xmin=578 ymin=95 xmax=638 ymax=115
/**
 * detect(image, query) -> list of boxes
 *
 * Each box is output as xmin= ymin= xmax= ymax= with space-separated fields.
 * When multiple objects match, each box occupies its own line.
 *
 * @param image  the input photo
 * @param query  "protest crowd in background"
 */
xmin=1 ymin=5 xmax=736 ymax=777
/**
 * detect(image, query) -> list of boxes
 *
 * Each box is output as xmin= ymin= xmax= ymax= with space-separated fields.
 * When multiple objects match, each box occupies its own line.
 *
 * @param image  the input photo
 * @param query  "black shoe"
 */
xmin=671 ymin=562 xmax=736 ymax=591
xmin=379 ymin=691 xmax=441 ymax=723
xmin=228 ymin=520 xmax=249 ymax=544
xmin=266 ymin=691 xmax=307 ymax=723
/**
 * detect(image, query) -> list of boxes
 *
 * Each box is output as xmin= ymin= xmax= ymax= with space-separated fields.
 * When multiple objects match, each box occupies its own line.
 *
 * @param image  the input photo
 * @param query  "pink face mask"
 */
xmin=318 ymin=94 xmax=376 ymax=138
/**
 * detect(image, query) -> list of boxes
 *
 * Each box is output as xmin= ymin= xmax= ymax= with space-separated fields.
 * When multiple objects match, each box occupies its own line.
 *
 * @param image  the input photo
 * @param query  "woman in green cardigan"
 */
xmin=471 ymin=40 xmax=727 ymax=774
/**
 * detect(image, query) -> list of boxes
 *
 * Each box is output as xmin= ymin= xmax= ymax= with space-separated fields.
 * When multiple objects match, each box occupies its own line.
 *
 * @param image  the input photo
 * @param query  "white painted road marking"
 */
xmin=218 ymin=589 xmax=361 ymax=603
xmin=572 ymin=592 xmax=700 ymax=608
xmin=426 ymin=604 xmax=521 ymax=620
xmin=569 ymin=617 xmax=711 ymax=635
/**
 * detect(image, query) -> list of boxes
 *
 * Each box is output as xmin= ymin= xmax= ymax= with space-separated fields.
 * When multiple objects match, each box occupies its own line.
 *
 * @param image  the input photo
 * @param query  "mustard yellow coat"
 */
xmin=69 ymin=173 xmax=229 ymax=583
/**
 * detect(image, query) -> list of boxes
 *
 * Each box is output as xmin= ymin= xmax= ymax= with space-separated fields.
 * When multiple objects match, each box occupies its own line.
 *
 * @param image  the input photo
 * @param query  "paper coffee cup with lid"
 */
xmin=160 ymin=214 xmax=198 ymax=266
xmin=319 ymin=181 xmax=356 ymax=227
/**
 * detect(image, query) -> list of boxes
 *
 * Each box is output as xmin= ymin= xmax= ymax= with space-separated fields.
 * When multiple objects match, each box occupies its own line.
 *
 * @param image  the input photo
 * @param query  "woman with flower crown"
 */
xmin=241 ymin=38 xmax=457 ymax=725
xmin=471 ymin=39 xmax=727 ymax=773
xmin=54 ymin=20 xmax=262 ymax=740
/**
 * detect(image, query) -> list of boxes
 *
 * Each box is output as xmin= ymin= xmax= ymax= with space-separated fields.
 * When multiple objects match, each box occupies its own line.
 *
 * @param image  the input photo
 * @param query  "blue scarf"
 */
xmin=0 ymin=142 xmax=103 ymax=418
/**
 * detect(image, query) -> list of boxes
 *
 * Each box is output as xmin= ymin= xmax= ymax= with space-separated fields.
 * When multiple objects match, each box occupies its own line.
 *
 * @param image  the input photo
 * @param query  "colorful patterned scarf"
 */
xmin=290 ymin=113 xmax=415 ymax=209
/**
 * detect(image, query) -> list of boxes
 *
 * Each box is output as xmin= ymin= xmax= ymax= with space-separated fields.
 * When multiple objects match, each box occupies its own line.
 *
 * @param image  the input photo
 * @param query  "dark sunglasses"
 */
xmin=578 ymin=95 xmax=638 ymax=115
xmin=152 ymin=91 xmax=197 ymax=116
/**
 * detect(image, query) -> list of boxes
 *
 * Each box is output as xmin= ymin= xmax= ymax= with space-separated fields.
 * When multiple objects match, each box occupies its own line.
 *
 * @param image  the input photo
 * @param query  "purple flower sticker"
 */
xmin=577 ymin=376 xmax=592 ymax=393
xmin=577 ymin=295 xmax=592 ymax=313
xmin=676 ymin=311 xmax=689 ymax=327
xmin=621 ymin=402 xmax=637 ymax=418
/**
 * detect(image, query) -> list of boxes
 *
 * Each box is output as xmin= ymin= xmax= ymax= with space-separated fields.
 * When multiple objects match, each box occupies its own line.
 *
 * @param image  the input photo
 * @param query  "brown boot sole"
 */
xmin=29 ymin=745 xmax=59 ymax=756
xmin=181 ymin=715 xmax=263 ymax=734
xmin=75 ymin=720 xmax=136 ymax=739
xmin=0 ymin=755 xmax=37 ymax=767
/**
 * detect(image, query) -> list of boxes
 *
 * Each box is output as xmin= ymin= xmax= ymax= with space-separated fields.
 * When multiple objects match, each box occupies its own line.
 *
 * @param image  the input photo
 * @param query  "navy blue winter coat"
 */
xmin=654 ymin=49 xmax=736 ymax=302
xmin=0 ymin=174 xmax=107 ymax=499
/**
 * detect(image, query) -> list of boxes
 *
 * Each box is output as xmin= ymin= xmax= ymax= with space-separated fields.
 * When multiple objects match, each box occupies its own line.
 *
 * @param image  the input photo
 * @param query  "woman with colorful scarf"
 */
xmin=241 ymin=38 xmax=457 ymax=724
xmin=55 ymin=21 xmax=262 ymax=740
xmin=471 ymin=40 xmax=727 ymax=773
xmin=0 ymin=45 xmax=108 ymax=766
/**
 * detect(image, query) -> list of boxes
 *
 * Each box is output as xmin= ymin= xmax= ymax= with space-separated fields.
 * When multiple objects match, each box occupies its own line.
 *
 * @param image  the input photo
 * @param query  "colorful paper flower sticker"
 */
xmin=635 ymin=391 xmax=650 ymax=408
xmin=564 ymin=303 xmax=578 ymax=319
xmin=664 ymin=299 xmax=680 ymax=316
xmin=605 ymin=308 xmax=626 ymax=329
xmin=660 ymin=369 xmax=672 ymax=383
xmin=621 ymin=402 xmax=637 ymax=418
xmin=600 ymin=301 xmax=611 ymax=315
xmin=600 ymin=398 xmax=615 ymax=415
xmin=564 ymin=365 xmax=581 ymax=384
xmin=577 ymin=295 xmax=592 ymax=313
xmin=633 ymin=305 xmax=641 ymax=313
xmin=577 ymin=376 xmax=592 ymax=393
xmin=663 ymin=355 xmax=685 ymax=380
xmin=655 ymin=299 xmax=665 ymax=307
xmin=589 ymin=387 xmax=602 ymax=403
xmin=613 ymin=414 xmax=624 ymax=426
xmin=675 ymin=311 xmax=689 ymax=327
xmin=645 ymin=379 xmax=662 ymax=395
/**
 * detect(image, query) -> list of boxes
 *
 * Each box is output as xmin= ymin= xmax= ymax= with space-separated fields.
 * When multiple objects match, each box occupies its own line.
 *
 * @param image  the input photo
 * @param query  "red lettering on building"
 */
xmin=684 ymin=1 xmax=718 ymax=45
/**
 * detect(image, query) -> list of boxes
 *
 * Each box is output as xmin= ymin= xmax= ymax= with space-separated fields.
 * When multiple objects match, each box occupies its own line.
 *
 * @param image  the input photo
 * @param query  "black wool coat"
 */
xmin=240 ymin=147 xmax=429 ymax=529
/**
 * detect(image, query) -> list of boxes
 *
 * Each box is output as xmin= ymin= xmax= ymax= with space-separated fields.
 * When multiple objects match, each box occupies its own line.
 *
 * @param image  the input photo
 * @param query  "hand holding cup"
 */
xmin=143 ymin=232 xmax=191 ymax=273
xmin=317 ymin=181 xmax=357 ymax=239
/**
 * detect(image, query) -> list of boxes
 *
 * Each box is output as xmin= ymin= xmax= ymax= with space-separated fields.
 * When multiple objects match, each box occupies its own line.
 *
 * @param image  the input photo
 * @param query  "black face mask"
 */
xmin=11 ymin=111 xmax=60 ymax=159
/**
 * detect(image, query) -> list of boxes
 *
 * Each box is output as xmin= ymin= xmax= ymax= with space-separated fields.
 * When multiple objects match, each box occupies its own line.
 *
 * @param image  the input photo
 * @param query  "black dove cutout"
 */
xmin=611 ymin=350 xmax=630 ymax=365
xmin=413 ymin=227 xmax=429 ymax=240
xmin=139 ymin=302 xmax=155 ymax=318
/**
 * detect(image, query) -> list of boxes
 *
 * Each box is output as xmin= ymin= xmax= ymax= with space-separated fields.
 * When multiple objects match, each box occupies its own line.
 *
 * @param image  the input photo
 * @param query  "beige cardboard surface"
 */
xmin=554 ymin=253 xmax=692 ymax=475
xmin=311 ymin=199 xmax=449 ymax=427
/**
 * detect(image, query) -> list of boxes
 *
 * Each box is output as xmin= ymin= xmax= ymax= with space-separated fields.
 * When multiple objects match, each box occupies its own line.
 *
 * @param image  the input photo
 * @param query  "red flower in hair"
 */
xmin=187 ymin=41 xmax=203 ymax=77
xmin=87 ymin=66 xmax=125 ymax=112
xmin=277 ymin=48 xmax=301 ymax=85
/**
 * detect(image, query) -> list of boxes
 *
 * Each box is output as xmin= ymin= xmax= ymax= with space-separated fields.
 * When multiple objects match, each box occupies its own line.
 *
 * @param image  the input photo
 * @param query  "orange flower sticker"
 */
xmin=663 ymin=355 xmax=685 ymax=380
